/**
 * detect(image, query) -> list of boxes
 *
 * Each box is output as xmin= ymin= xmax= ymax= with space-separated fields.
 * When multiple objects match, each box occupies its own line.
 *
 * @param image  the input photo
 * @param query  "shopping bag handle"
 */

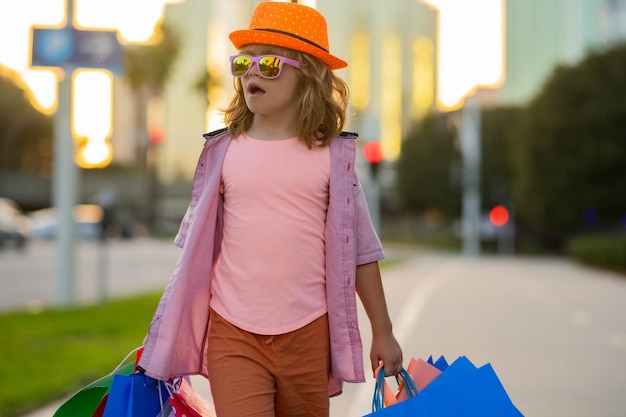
xmin=372 ymin=367 xmax=419 ymax=412
xmin=110 ymin=346 xmax=143 ymax=375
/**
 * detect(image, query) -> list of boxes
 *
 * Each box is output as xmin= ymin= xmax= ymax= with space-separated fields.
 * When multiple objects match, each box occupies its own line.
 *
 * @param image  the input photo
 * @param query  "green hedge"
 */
xmin=566 ymin=233 xmax=626 ymax=272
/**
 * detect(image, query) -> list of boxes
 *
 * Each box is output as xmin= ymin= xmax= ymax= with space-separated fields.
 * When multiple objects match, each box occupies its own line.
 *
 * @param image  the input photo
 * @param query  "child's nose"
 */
xmin=247 ymin=61 xmax=260 ymax=77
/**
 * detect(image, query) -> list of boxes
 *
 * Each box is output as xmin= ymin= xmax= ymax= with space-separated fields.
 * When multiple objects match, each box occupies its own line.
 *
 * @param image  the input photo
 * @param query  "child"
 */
xmin=138 ymin=2 xmax=402 ymax=416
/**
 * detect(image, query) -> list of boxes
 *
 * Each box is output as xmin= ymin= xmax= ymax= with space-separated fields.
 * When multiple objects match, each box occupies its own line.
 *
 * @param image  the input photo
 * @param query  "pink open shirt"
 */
xmin=137 ymin=129 xmax=384 ymax=397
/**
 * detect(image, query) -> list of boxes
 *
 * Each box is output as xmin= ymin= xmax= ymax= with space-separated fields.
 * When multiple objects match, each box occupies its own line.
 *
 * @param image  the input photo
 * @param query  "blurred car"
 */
xmin=29 ymin=204 xmax=104 ymax=240
xmin=0 ymin=198 xmax=32 ymax=250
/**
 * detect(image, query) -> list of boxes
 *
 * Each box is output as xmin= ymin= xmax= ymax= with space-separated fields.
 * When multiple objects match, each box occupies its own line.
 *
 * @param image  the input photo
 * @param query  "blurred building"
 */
xmin=497 ymin=0 xmax=626 ymax=105
xmin=127 ymin=0 xmax=626 ymax=184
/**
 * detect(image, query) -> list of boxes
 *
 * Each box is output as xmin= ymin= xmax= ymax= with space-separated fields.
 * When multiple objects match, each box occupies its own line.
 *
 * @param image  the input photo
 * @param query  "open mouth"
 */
xmin=247 ymin=83 xmax=265 ymax=95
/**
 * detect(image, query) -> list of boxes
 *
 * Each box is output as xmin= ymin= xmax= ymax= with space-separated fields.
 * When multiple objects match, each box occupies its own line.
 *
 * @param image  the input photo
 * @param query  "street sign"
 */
xmin=31 ymin=27 xmax=122 ymax=73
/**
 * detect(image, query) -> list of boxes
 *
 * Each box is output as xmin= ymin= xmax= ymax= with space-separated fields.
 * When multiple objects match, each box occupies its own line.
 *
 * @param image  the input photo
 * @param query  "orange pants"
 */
xmin=206 ymin=310 xmax=331 ymax=417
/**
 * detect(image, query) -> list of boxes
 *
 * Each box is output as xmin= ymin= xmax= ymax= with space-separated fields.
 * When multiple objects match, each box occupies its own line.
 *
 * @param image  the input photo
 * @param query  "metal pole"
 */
xmin=97 ymin=237 xmax=108 ymax=303
xmin=497 ymin=203 xmax=516 ymax=255
xmin=369 ymin=171 xmax=381 ymax=234
xmin=460 ymin=92 xmax=481 ymax=257
xmin=54 ymin=0 xmax=78 ymax=306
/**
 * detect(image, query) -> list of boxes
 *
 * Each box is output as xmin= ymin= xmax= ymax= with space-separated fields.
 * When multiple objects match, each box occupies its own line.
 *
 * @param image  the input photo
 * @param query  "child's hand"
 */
xmin=370 ymin=331 xmax=403 ymax=377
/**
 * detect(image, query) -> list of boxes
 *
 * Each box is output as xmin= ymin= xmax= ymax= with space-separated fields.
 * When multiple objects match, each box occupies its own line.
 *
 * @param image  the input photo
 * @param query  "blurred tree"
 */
xmin=481 ymin=106 xmax=522 ymax=210
xmin=193 ymin=67 xmax=221 ymax=107
xmin=510 ymin=43 xmax=626 ymax=244
xmin=0 ymin=69 xmax=52 ymax=175
xmin=396 ymin=112 xmax=460 ymax=221
xmin=395 ymin=107 xmax=522 ymax=224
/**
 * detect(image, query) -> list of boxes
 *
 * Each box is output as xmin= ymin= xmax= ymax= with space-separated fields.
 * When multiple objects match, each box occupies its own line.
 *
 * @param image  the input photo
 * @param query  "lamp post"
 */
xmin=54 ymin=0 xmax=78 ymax=306
xmin=460 ymin=91 xmax=481 ymax=257
xmin=32 ymin=0 xmax=122 ymax=305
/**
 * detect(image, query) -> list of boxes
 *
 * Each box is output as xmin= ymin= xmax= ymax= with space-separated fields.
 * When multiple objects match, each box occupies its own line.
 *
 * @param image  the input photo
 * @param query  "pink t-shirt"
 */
xmin=210 ymin=133 xmax=330 ymax=335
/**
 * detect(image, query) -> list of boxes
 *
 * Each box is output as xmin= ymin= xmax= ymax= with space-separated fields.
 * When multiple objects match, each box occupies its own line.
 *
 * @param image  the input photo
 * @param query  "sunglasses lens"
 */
xmin=231 ymin=55 xmax=252 ymax=76
xmin=258 ymin=56 xmax=282 ymax=78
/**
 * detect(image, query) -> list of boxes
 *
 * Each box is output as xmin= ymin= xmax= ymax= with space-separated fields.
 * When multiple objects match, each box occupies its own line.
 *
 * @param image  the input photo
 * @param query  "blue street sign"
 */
xmin=31 ymin=27 xmax=122 ymax=73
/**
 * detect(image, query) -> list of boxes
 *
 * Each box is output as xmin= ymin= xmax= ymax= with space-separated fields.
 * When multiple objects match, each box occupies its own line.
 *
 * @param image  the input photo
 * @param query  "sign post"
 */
xmin=30 ymin=0 xmax=121 ymax=306
xmin=53 ymin=58 xmax=77 ymax=306
xmin=32 ymin=27 xmax=122 ymax=71
xmin=460 ymin=92 xmax=481 ymax=258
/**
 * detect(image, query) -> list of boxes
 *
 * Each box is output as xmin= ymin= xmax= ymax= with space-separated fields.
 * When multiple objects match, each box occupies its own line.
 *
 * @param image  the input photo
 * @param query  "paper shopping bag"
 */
xmin=375 ymin=357 xmax=443 ymax=406
xmin=169 ymin=378 xmax=216 ymax=417
xmin=365 ymin=356 xmax=524 ymax=417
xmin=102 ymin=372 xmax=170 ymax=417
xmin=396 ymin=357 xmax=442 ymax=401
xmin=427 ymin=355 xmax=449 ymax=371
xmin=371 ymin=367 xmax=419 ymax=411
xmin=92 ymin=393 xmax=109 ymax=417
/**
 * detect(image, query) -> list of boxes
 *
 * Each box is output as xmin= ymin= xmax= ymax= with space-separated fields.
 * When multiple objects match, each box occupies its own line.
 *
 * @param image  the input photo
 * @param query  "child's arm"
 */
xmin=356 ymin=261 xmax=403 ymax=377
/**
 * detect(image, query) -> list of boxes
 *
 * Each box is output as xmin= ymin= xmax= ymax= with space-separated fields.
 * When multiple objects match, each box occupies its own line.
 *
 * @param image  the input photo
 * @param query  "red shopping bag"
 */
xmin=169 ymin=378 xmax=216 ymax=417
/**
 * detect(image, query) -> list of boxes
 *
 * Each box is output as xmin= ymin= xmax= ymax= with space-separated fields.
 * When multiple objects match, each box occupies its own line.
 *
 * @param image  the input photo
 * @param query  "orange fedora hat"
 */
xmin=229 ymin=2 xmax=348 ymax=70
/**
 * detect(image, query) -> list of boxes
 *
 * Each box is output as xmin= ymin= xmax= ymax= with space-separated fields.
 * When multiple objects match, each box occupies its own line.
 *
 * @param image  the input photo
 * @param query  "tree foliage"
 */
xmin=481 ymin=106 xmax=522 ymax=209
xmin=121 ymin=22 xmax=183 ymax=227
xmin=396 ymin=113 xmax=460 ymax=220
xmin=0 ymin=69 xmax=52 ymax=173
xmin=510 ymin=43 xmax=626 ymax=241
xmin=123 ymin=23 xmax=183 ymax=95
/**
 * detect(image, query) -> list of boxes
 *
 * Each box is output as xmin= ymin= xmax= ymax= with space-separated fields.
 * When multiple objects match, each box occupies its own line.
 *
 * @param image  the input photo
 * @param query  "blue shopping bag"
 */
xmin=427 ymin=355 xmax=449 ymax=371
xmin=365 ymin=356 xmax=524 ymax=417
xmin=102 ymin=372 xmax=170 ymax=417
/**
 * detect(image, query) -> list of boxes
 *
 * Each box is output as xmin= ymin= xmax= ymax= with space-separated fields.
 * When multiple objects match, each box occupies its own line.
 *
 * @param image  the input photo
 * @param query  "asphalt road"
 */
xmin=3 ymin=238 xmax=625 ymax=417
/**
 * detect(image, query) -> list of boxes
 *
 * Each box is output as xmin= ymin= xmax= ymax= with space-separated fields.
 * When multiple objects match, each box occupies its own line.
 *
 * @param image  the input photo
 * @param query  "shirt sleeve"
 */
xmin=353 ymin=171 xmax=385 ymax=265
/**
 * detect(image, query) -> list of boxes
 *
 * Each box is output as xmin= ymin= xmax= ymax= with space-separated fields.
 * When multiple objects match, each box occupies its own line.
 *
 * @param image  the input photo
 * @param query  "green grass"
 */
xmin=0 ymin=293 xmax=161 ymax=417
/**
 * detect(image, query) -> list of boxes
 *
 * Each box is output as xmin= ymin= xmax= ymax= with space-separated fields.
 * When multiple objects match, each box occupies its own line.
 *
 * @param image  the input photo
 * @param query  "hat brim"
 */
xmin=229 ymin=30 xmax=348 ymax=70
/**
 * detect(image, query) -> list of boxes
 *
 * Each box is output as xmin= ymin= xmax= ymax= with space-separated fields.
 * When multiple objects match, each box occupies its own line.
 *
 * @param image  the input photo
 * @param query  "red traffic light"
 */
xmin=489 ymin=205 xmax=510 ymax=227
xmin=149 ymin=126 xmax=166 ymax=145
xmin=363 ymin=142 xmax=383 ymax=164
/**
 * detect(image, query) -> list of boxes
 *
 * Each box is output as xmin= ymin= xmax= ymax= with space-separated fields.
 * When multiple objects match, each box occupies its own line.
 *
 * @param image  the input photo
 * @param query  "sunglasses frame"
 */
xmin=229 ymin=54 xmax=301 ymax=79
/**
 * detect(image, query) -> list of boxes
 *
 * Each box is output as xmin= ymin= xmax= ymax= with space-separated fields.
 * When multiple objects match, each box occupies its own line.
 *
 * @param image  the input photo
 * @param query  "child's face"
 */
xmin=237 ymin=45 xmax=300 ymax=120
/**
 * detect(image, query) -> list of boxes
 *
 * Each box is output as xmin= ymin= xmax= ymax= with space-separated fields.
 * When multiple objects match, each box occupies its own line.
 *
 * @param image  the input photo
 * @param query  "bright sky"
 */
xmin=421 ymin=0 xmax=505 ymax=110
xmin=0 ymin=0 xmax=183 ymax=165
xmin=0 ymin=0 xmax=182 ymax=113
xmin=0 ymin=0 xmax=505 ymax=113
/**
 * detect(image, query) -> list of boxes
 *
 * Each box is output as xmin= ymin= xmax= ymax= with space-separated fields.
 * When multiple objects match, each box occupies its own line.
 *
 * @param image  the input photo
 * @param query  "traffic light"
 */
xmin=148 ymin=126 xmax=166 ymax=145
xmin=363 ymin=141 xmax=383 ymax=179
xmin=489 ymin=205 xmax=510 ymax=227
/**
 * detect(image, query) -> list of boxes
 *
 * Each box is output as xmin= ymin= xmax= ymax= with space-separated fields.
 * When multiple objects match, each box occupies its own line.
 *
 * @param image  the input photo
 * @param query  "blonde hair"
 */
xmin=222 ymin=45 xmax=350 ymax=148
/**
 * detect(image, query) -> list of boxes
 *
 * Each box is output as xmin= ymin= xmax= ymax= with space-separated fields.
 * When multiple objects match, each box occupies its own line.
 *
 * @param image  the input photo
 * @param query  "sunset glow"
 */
xmin=421 ymin=0 xmax=505 ymax=110
xmin=0 ymin=0 xmax=181 ymax=113
xmin=0 ymin=0 xmax=182 ymax=166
